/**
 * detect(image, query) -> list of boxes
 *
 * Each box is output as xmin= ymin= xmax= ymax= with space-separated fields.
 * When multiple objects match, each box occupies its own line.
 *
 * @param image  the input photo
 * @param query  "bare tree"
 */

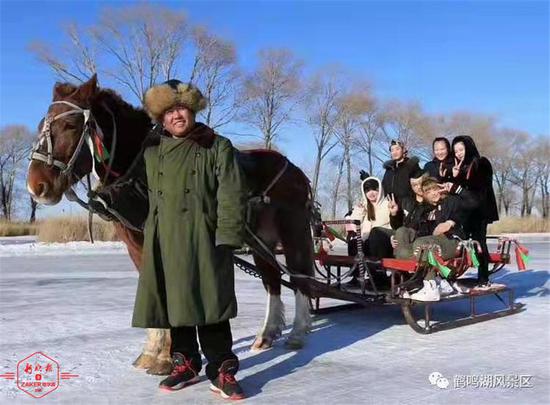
xmin=329 ymin=156 xmax=346 ymax=219
xmin=491 ymin=128 xmax=527 ymax=215
xmin=0 ymin=126 xmax=33 ymax=221
xmin=381 ymin=101 xmax=435 ymax=161
xmin=29 ymin=23 xmax=97 ymax=83
xmin=510 ymin=136 xmax=540 ymax=217
xmin=191 ymin=27 xmax=241 ymax=129
xmin=350 ymin=88 xmax=384 ymax=174
xmin=439 ymin=111 xmax=496 ymax=156
xmin=30 ymin=4 xmax=190 ymax=102
xmin=91 ymin=4 xmax=189 ymax=101
xmin=334 ymin=92 xmax=364 ymax=212
xmin=534 ymin=136 xmax=550 ymax=217
xmin=240 ymin=48 xmax=302 ymax=149
xmin=303 ymin=68 xmax=343 ymax=198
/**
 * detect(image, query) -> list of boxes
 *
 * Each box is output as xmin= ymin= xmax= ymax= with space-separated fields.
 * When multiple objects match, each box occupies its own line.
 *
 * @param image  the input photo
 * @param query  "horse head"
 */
xmin=27 ymin=75 xmax=103 ymax=205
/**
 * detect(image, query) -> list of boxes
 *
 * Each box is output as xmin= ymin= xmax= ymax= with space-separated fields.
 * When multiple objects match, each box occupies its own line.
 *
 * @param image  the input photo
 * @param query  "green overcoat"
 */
xmin=132 ymin=123 xmax=246 ymax=328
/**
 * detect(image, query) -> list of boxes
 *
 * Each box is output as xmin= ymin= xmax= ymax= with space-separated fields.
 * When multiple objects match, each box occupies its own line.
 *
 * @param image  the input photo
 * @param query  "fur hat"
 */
xmin=143 ymin=79 xmax=207 ymax=122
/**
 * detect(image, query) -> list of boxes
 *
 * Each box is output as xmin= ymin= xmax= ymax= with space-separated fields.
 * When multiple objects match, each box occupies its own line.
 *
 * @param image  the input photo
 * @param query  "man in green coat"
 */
xmin=133 ymin=79 xmax=246 ymax=400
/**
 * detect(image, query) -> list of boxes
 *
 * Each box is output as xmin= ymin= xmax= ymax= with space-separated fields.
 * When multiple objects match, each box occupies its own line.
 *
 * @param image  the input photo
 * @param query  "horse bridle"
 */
xmin=30 ymin=100 xmax=117 ymax=183
xmin=31 ymin=100 xmax=93 ymax=176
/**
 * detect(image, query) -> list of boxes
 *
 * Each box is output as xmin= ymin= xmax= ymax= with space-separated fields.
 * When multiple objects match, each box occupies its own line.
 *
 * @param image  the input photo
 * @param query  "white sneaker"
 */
xmin=410 ymin=280 xmax=441 ymax=302
xmin=473 ymin=282 xmax=493 ymax=292
xmin=438 ymin=279 xmax=455 ymax=296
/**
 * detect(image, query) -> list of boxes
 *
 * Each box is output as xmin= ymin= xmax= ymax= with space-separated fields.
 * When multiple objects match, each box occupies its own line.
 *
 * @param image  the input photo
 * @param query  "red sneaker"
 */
xmin=209 ymin=359 xmax=245 ymax=400
xmin=159 ymin=353 xmax=200 ymax=392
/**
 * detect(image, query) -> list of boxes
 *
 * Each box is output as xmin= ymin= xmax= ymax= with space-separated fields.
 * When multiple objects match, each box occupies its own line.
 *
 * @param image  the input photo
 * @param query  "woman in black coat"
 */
xmin=423 ymin=137 xmax=454 ymax=182
xmin=451 ymin=135 xmax=499 ymax=285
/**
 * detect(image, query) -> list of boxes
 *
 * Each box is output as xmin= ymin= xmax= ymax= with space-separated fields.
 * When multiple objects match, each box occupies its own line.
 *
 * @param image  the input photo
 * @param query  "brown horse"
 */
xmin=27 ymin=75 xmax=315 ymax=375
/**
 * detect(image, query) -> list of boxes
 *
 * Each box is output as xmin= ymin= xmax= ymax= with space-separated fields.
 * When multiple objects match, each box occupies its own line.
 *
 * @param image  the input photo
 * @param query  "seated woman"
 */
xmin=345 ymin=176 xmax=392 ymax=286
xmin=347 ymin=176 xmax=392 ymax=241
xmin=392 ymin=177 xmax=477 ymax=301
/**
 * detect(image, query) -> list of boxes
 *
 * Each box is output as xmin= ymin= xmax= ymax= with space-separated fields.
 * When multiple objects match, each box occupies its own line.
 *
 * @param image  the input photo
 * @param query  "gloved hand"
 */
xmin=359 ymin=170 xmax=370 ymax=181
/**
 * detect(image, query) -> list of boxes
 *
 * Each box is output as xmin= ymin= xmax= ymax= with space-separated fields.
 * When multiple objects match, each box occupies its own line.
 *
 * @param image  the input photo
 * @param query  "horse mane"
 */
xmin=53 ymin=80 xmax=150 ymax=130
xmin=89 ymin=88 xmax=152 ymax=180
xmin=94 ymin=89 xmax=149 ymax=123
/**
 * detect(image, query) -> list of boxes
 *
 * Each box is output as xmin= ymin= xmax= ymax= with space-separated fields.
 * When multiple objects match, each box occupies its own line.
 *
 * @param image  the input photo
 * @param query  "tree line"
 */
xmin=1 ymin=4 xmax=547 ymax=222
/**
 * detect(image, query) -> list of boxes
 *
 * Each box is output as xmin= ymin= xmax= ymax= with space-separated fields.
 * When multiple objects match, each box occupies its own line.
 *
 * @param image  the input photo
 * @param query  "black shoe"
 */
xmin=209 ymin=359 xmax=245 ymax=400
xmin=159 ymin=353 xmax=200 ymax=391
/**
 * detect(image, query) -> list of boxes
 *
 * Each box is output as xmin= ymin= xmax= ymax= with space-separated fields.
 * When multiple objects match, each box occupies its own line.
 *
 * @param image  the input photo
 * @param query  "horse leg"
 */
xmin=133 ymin=328 xmax=165 ymax=369
xmin=278 ymin=209 xmax=314 ymax=349
xmin=285 ymin=290 xmax=312 ymax=350
xmin=114 ymin=225 xmax=172 ymax=371
xmin=146 ymin=329 xmax=173 ymax=375
xmin=251 ymin=253 xmax=286 ymax=351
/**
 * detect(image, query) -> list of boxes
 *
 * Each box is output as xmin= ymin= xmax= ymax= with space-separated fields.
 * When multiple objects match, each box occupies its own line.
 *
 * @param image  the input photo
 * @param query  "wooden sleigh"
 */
xmin=309 ymin=220 xmax=528 ymax=334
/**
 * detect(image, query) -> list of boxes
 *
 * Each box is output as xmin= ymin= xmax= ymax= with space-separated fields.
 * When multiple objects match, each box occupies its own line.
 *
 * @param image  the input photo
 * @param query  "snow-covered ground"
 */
xmin=0 ymin=236 xmax=549 ymax=404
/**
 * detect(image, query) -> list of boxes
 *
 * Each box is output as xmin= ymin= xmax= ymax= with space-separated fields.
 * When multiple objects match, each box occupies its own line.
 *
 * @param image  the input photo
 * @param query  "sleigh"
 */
xmin=236 ymin=218 xmax=528 ymax=334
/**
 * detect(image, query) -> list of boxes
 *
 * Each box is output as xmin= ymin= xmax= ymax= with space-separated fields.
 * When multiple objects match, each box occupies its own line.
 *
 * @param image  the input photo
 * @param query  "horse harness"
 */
xmin=30 ymin=100 xmax=119 ymax=240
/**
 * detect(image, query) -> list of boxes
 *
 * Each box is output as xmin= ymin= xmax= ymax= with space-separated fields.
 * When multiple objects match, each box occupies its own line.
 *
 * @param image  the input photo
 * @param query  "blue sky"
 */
xmin=0 ymin=0 xmax=548 ymax=217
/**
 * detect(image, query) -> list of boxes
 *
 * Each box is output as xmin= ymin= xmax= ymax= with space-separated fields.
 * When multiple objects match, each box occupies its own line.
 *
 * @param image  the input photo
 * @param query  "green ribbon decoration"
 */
xmin=427 ymin=250 xmax=452 ymax=278
xmin=469 ymin=247 xmax=480 ymax=268
xmin=520 ymin=251 xmax=531 ymax=265
xmin=93 ymin=137 xmax=110 ymax=162
xmin=327 ymin=225 xmax=347 ymax=242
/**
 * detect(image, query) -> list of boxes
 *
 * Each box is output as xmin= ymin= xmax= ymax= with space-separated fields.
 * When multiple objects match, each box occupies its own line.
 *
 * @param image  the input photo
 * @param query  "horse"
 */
xmin=26 ymin=75 xmax=315 ymax=375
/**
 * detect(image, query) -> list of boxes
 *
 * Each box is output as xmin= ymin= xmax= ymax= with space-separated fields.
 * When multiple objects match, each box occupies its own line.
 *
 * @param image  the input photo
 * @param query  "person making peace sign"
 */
xmin=450 ymin=136 xmax=499 ymax=287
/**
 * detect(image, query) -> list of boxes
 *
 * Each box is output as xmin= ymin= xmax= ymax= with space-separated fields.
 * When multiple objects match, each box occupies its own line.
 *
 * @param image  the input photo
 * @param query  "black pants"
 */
xmin=466 ymin=219 xmax=490 ymax=283
xmin=170 ymin=320 xmax=238 ymax=381
xmin=346 ymin=227 xmax=395 ymax=258
xmin=368 ymin=227 xmax=395 ymax=259
xmin=347 ymin=227 xmax=395 ymax=287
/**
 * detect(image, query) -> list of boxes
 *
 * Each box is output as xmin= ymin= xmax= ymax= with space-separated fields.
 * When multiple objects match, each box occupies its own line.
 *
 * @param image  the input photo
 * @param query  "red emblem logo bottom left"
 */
xmin=16 ymin=352 xmax=60 ymax=398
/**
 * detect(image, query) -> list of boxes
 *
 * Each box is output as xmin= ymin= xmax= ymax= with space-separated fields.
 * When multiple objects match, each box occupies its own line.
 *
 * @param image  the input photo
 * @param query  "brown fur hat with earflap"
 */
xmin=143 ymin=79 xmax=207 ymax=122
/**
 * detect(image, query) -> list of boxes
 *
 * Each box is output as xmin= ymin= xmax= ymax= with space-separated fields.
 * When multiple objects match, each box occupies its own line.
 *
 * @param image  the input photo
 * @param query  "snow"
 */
xmin=0 ymin=239 xmax=126 ymax=257
xmin=0 ymin=236 xmax=549 ymax=404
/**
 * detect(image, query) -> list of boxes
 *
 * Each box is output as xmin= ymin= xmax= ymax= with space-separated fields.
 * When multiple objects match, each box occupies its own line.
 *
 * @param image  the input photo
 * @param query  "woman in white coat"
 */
xmin=345 ymin=176 xmax=393 ymax=287
xmin=347 ymin=176 xmax=392 ymax=241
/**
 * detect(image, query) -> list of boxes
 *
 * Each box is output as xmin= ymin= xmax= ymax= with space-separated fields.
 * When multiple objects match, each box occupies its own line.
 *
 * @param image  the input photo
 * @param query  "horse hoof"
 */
xmin=251 ymin=337 xmax=273 ymax=351
xmin=132 ymin=353 xmax=157 ymax=369
xmin=284 ymin=336 xmax=304 ymax=350
xmin=146 ymin=359 xmax=173 ymax=376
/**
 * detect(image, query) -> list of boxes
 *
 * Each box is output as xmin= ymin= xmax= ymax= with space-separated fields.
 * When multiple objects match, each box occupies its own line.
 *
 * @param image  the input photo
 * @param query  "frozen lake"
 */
xmin=0 ymin=236 xmax=549 ymax=404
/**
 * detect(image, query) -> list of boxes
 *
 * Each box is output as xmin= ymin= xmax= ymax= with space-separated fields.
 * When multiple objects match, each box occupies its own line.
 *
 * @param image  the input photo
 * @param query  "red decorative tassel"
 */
xmin=317 ymin=245 xmax=328 ymax=266
xmin=465 ymin=250 xmax=472 ymax=268
xmin=517 ymin=243 xmax=529 ymax=257
xmin=515 ymin=246 xmax=526 ymax=271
